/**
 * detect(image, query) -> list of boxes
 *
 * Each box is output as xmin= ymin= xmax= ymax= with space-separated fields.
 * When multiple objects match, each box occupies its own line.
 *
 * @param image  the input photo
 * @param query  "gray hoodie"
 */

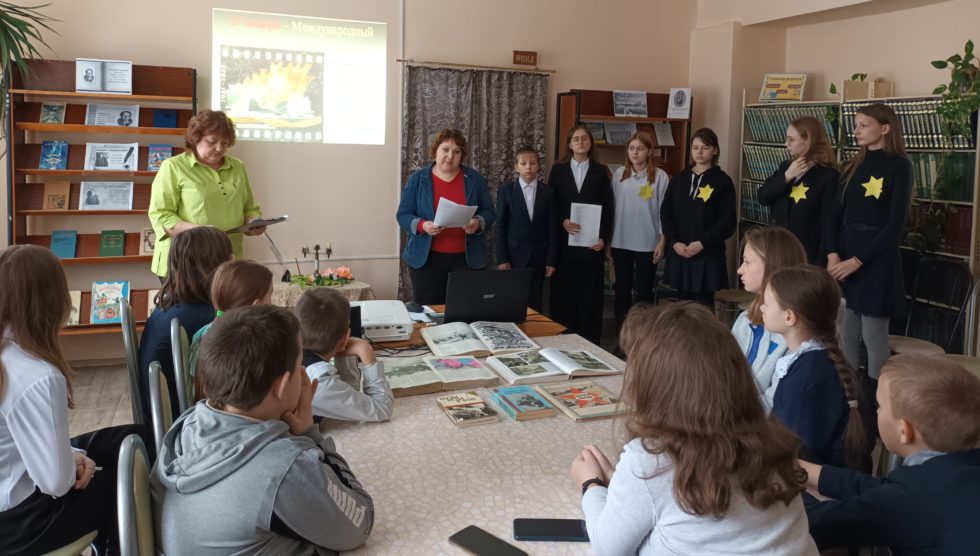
xmin=150 ymin=400 xmax=374 ymax=555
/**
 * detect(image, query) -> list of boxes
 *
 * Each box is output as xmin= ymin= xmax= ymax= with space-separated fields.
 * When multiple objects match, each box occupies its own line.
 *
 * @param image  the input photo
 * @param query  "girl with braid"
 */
xmin=761 ymin=265 xmax=869 ymax=471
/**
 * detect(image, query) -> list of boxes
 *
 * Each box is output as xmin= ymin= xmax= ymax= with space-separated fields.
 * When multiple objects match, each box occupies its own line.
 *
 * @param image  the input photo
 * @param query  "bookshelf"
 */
xmin=5 ymin=59 xmax=197 ymax=335
xmin=555 ymin=90 xmax=692 ymax=177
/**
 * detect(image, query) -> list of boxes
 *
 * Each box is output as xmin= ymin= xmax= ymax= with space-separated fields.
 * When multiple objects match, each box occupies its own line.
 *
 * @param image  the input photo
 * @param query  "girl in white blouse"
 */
xmin=0 ymin=245 xmax=149 ymax=555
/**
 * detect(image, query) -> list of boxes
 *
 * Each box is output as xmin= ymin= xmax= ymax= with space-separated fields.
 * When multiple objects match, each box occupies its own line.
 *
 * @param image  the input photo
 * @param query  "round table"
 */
xmin=939 ymin=354 xmax=980 ymax=379
xmin=271 ymin=280 xmax=375 ymax=308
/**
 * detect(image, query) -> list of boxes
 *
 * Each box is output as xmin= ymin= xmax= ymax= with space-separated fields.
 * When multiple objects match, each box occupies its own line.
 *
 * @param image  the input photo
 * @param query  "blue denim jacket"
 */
xmin=396 ymin=165 xmax=496 ymax=269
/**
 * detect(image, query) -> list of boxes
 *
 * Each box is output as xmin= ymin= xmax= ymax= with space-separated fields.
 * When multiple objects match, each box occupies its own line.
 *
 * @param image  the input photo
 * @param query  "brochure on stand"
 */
xmin=75 ymin=58 xmax=132 ymax=94
xmin=84 ymin=143 xmax=139 ymax=171
xmin=85 ymin=103 xmax=139 ymax=127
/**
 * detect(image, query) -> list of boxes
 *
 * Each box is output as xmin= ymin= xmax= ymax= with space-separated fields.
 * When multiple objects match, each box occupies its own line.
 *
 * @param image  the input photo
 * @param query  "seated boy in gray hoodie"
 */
xmin=150 ymin=305 xmax=374 ymax=555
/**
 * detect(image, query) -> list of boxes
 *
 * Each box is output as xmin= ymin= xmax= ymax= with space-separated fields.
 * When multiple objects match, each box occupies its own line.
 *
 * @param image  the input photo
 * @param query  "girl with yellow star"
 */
xmin=661 ymin=128 xmax=737 ymax=307
xmin=610 ymin=131 xmax=669 ymax=328
xmin=826 ymin=104 xmax=912 ymax=388
xmin=758 ymin=117 xmax=840 ymax=265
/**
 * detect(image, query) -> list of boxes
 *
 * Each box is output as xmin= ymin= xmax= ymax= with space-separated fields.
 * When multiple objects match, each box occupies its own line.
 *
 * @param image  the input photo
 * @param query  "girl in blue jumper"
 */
xmin=761 ymin=265 xmax=869 ymax=470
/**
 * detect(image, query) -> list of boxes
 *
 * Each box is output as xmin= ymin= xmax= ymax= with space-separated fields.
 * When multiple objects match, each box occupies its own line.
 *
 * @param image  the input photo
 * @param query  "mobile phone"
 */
xmin=513 ymin=518 xmax=589 ymax=542
xmin=448 ymin=525 xmax=528 ymax=556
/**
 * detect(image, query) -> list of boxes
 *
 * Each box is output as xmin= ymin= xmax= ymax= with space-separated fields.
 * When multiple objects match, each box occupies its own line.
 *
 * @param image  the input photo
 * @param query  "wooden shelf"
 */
xmin=579 ymin=113 xmax=686 ymax=123
xmin=19 ymin=232 xmax=149 ymax=261
xmin=62 ymin=322 xmax=146 ymax=336
xmin=18 ymin=169 xmax=158 ymax=177
xmin=16 ymin=122 xmax=186 ymax=136
xmin=913 ymin=198 xmax=973 ymax=207
xmin=61 ymin=255 xmax=152 ymax=265
xmin=19 ymin=209 xmax=148 ymax=216
xmin=10 ymin=89 xmax=193 ymax=102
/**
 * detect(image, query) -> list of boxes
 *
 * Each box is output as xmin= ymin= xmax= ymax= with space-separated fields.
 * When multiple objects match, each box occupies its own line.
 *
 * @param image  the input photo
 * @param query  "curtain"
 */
xmin=398 ymin=64 xmax=550 ymax=301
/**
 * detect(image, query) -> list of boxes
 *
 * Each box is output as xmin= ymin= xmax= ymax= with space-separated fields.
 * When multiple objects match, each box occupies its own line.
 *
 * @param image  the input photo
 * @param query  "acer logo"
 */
xmin=482 ymin=294 xmax=495 ymax=299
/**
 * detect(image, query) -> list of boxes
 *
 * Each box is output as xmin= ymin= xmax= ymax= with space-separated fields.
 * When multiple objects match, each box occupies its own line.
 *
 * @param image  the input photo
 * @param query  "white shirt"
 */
xmin=0 ymin=334 xmax=78 ymax=511
xmin=519 ymin=177 xmax=537 ymax=219
xmin=610 ymin=166 xmax=669 ymax=251
xmin=582 ymin=438 xmax=818 ymax=556
xmin=570 ymin=158 xmax=589 ymax=192
xmin=306 ymin=357 xmax=393 ymax=423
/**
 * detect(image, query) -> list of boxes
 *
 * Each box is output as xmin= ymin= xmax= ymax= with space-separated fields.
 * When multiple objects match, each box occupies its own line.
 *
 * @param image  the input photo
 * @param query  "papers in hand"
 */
xmin=568 ymin=203 xmax=601 ymax=247
xmin=433 ymin=198 xmax=477 ymax=228
xmin=227 ymin=215 xmax=288 ymax=233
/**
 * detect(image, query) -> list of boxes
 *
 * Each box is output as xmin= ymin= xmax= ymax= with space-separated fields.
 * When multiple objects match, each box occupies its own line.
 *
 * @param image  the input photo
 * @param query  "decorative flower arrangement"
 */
xmin=290 ymin=266 xmax=355 ymax=288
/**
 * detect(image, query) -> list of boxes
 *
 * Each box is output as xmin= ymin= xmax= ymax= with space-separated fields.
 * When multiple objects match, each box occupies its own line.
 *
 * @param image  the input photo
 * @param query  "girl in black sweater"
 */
xmin=661 ymin=128 xmax=736 ymax=307
xmin=826 ymin=104 xmax=912 ymax=383
xmin=759 ymin=116 xmax=840 ymax=265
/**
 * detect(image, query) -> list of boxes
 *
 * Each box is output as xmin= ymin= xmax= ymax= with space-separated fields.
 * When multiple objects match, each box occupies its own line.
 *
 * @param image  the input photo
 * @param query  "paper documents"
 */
xmin=433 ymin=198 xmax=477 ymax=228
xmin=568 ymin=203 xmax=601 ymax=247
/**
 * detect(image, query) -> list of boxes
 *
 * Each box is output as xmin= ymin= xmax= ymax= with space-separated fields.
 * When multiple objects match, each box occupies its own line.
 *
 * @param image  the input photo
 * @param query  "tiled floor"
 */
xmin=68 ymin=363 xmax=133 ymax=437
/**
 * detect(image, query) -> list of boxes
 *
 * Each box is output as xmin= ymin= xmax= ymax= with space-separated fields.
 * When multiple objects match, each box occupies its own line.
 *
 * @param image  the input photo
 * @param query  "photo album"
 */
xmin=419 ymin=321 xmax=538 ymax=358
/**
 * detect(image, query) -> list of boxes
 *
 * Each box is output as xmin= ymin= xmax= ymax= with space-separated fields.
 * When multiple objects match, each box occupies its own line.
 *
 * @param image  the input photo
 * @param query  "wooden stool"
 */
xmin=938 ymin=354 xmax=980 ymax=379
xmin=889 ymin=335 xmax=945 ymax=356
xmin=714 ymin=289 xmax=755 ymax=327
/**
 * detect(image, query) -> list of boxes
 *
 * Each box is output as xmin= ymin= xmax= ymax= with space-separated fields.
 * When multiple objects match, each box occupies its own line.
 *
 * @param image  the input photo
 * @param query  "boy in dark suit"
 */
xmin=495 ymin=147 xmax=557 ymax=312
xmin=800 ymin=353 xmax=980 ymax=554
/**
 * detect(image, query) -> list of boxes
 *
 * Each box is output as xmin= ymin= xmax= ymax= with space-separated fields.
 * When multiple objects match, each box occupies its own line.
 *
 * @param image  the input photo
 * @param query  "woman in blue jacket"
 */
xmin=396 ymin=128 xmax=495 ymax=305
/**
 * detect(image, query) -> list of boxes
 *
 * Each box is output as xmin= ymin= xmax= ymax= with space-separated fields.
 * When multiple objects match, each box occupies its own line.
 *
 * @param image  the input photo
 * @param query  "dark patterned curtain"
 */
xmin=398 ymin=64 xmax=550 ymax=301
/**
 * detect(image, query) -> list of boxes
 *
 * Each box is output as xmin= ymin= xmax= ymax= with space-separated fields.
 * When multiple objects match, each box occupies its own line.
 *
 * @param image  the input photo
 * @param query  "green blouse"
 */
xmin=148 ymin=151 xmax=262 ymax=276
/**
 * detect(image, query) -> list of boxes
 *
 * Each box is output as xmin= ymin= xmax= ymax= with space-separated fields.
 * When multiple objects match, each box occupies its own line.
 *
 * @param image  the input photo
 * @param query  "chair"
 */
xmin=117 ymin=434 xmax=155 ymax=556
xmin=169 ymin=318 xmax=191 ymax=413
xmin=890 ymin=257 xmax=973 ymax=356
xmin=120 ymin=299 xmax=147 ymax=425
xmin=40 ymin=531 xmax=98 ymax=556
xmin=148 ymin=361 xmax=173 ymax=456
xmin=955 ymin=276 xmax=980 ymax=356
xmin=714 ymin=288 xmax=755 ymax=328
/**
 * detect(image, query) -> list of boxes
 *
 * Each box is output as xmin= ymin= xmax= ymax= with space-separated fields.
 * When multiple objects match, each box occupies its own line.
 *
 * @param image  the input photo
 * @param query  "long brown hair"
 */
xmin=767 ymin=266 xmax=869 ymax=470
xmin=559 ymin=124 xmax=600 ymax=164
xmin=743 ymin=227 xmax=808 ymax=324
xmin=0 ymin=245 xmax=74 ymax=407
xmin=158 ymin=226 xmax=233 ymax=310
xmin=790 ymin=116 xmax=837 ymax=168
xmin=622 ymin=131 xmax=661 ymax=181
xmin=210 ymin=260 xmax=274 ymax=311
xmin=841 ymin=103 xmax=909 ymax=184
xmin=619 ymin=303 xmax=805 ymax=517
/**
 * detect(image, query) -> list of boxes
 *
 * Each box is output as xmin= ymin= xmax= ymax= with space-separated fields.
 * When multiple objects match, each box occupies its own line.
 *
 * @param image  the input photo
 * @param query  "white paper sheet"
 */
xmin=568 ymin=203 xmax=601 ymax=247
xmin=433 ymin=198 xmax=477 ymax=228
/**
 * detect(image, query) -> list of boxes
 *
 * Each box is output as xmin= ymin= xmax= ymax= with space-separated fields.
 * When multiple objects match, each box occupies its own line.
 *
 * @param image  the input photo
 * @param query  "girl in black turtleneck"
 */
xmin=826 ymin=103 xmax=912 ymax=386
xmin=759 ymin=116 xmax=840 ymax=265
xmin=660 ymin=127 xmax=736 ymax=307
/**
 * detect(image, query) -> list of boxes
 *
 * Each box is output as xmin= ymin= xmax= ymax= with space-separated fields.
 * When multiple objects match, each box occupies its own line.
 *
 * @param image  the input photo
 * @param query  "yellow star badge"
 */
xmin=638 ymin=183 xmax=653 ymax=201
xmin=862 ymin=176 xmax=884 ymax=199
xmin=696 ymin=184 xmax=714 ymax=202
xmin=789 ymin=182 xmax=809 ymax=204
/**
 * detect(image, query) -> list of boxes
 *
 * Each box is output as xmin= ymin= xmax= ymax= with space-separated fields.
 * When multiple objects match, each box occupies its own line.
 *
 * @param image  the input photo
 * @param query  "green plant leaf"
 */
xmin=967 ymin=40 xmax=975 ymax=56
xmin=933 ymin=84 xmax=948 ymax=94
xmin=829 ymin=82 xmax=837 ymax=95
xmin=932 ymin=60 xmax=949 ymax=69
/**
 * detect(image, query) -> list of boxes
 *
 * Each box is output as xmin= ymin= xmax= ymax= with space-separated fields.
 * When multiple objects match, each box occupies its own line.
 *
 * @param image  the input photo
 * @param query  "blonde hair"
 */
xmin=742 ymin=227 xmax=807 ymax=324
xmin=789 ymin=116 xmax=837 ymax=168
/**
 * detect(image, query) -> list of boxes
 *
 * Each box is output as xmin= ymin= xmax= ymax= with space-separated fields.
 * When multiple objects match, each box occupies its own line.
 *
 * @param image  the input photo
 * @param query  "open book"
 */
xmin=486 ymin=348 xmax=619 ymax=385
xmin=420 ymin=321 xmax=538 ymax=358
xmin=383 ymin=355 xmax=499 ymax=397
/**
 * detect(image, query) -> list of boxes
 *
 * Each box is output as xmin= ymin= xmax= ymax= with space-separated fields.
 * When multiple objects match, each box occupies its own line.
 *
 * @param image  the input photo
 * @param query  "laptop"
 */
xmin=444 ymin=268 xmax=532 ymax=324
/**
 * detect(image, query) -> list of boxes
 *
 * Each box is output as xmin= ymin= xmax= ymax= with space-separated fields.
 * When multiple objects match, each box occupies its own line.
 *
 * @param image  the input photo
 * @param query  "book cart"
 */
xmin=5 ymin=59 xmax=197 ymax=335
xmin=736 ymin=88 xmax=980 ymax=352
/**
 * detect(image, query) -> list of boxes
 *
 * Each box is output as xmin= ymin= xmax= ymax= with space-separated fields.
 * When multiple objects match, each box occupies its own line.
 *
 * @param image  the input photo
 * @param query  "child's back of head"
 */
xmin=294 ymin=288 xmax=349 ymax=357
xmin=210 ymin=260 xmax=274 ymax=311
xmin=619 ymin=302 xmax=805 ymax=517
xmin=880 ymin=354 xmax=980 ymax=454
xmin=198 ymin=304 xmax=300 ymax=411
xmin=159 ymin=226 xmax=233 ymax=309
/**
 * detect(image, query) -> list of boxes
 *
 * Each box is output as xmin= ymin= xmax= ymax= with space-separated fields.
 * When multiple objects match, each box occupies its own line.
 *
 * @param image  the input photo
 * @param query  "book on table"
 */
xmin=534 ymin=380 xmax=624 ymax=422
xmin=419 ymin=321 xmax=538 ymax=358
xmin=383 ymin=355 xmax=499 ymax=397
xmin=489 ymin=385 xmax=556 ymax=421
xmin=436 ymin=391 xmax=500 ymax=428
xmin=486 ymin=348 xmax=619 ymax=385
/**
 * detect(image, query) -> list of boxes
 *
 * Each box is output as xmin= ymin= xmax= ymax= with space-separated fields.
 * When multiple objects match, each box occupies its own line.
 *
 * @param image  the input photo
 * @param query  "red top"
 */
xmin=422 ymin=170 xmax=466 ymax=253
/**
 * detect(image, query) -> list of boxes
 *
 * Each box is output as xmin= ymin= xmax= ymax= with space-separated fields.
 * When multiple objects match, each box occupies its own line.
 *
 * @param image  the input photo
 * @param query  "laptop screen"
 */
xmin=444 ymin=268 xmax=533 ymax=324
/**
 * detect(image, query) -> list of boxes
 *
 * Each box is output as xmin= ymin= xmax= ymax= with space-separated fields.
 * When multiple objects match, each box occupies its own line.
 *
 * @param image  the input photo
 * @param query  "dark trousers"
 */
xmin=611 ymin=248 xmax=656 ymax=327
xmin=409 ymin=251 xmax=472 ymax=306
xmin=550 ymin=257 xmax=605 ymax=345
xmin=0 ymin=424 xmax=151 ymax=556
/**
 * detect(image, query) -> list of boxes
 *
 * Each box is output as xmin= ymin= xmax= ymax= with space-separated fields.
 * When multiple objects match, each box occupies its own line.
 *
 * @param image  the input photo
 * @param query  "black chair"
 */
xmin=890 ymin=256 xmax=973 ymax=355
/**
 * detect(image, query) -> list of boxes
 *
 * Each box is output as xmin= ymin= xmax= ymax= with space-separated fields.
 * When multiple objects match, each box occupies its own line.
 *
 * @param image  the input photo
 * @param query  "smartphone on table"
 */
xmin=513 ymin=518 xmax=589 ymax=542
xmin=448 ymin=525 xmax=527 ymax=556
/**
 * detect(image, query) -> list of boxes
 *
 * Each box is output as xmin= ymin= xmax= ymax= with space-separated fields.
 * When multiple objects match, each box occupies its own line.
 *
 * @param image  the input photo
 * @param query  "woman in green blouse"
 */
xmin=148 ymin=110 xmax=264 ymax=277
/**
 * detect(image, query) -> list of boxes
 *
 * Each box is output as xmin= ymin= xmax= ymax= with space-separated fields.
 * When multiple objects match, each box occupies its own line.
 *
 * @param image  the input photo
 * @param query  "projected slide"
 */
xmin=212 ymin=9 xmax=386 ymax=145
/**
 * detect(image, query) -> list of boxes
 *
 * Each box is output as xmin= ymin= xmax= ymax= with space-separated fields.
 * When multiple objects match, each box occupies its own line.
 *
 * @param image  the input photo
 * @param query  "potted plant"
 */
xmin=932 ymin=40 xmax=980 ymax=143
xmin=0 ymin=2 xmax=57 ymax=152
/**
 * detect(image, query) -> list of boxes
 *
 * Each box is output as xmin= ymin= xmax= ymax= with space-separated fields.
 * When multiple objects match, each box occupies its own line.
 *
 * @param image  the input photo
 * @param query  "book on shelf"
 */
xmin=39 ymin=140 xmax=69 ymax=170
xmin=584 ymin=122 xmax=605 ymax=144
xmin=419 ymin=321 xmax=538 ymax=358
xmin=743 ymin=104 xmax=836 ymax=145
xmin=534 ymin=380 xmax=624 ymax=422
xmin=83 ymin=142 xmax=139 ymax=171
xmin=39 ymin=102 xmax=66 ymax=124
xmin=50 ymin=230 xmax=78 ymax=259
xmin=91 ymin=281 xmax=129 ymax=324
xmin=140 ymin=227 xmax=156 ymax=255
xmin=68 ymin=290 xmax=81 ymax=326
xmin=42 ymin=181 xmax=71 ymax=210
xmin=80 ymin=181 xmax=134 ymax=210
xmin=75 ymin=58 xmax=132 ymax=94
xmin=489 ymin=385 xmax=556 ymax=421
xmin=667 ymin=87 xmax=692 ymax=119
xmin=99 ymin=230 xmax=126 ymax=257
xmin=383 ymin=355 xmax=499 ymax=397
xmin=153 ymin=109 xmax=177 ymax=128
xmin=147 ymin=289 xmax=160 ymax=316
xmin=486 ymin=348 xmax=619 ymax=385
xmin=147 ymin=144 xmax=173 ymax=171
xmin=84 ymin=103 xmax=139 ymax=127
xmin=436 ymin=391 xmax=499 ymax=428
xmin=842 ymin=99 xmax=974 ymax=150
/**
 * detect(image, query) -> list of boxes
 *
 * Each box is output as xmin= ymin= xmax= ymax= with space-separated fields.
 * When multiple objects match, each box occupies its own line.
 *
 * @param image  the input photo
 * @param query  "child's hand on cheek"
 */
xmin=282 ymin=374 xmax=319 ymax=435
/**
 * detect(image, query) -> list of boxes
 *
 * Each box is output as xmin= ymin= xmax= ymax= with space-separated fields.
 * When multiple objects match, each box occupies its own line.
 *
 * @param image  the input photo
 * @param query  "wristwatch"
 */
xmin=581 ymin=477 xmax=606 ymax=495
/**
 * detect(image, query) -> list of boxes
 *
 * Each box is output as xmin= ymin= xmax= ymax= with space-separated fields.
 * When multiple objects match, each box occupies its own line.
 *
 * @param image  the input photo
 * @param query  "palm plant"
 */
xmin=0 ymin=2 xmax=57 ymax=152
